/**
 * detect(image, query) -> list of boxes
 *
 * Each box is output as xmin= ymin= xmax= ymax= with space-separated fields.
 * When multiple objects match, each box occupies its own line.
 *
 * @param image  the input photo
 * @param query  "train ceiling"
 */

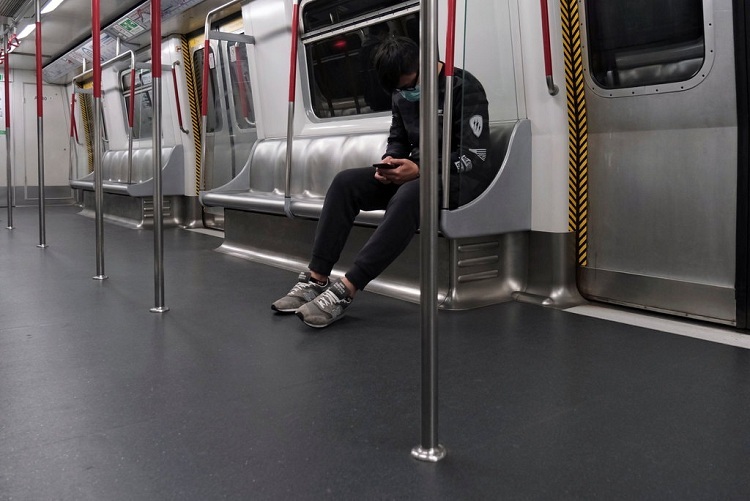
xmin=2 ymin=0 xmax=230 ymax=83
xmin=0 ymin=0 xmax=28 ymax=18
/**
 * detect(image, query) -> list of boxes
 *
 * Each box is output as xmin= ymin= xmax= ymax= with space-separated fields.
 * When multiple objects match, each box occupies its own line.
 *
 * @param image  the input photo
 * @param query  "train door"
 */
xmin=578 ymin=0 xmax=739 ymax=325
xmin=735 ymin=0 xmax=750 ymax=328
xmin=21 ymin=83 xmax=72 ymax=205
xmin=192 ymin=17 xmax=257 ymax=230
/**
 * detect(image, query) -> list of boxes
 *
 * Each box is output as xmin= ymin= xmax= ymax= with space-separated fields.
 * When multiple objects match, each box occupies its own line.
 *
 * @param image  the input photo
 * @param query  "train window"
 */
xmin=228 ymin=43 xmax=255 ymax=128
xmin=301 ymin=0 xmax=419 ymax=118
xmin=192 ymin=47 xmax=223 ymax=132
xmin=584 ymin=0 xmax=707 ymax=92
xmin=303 ymin=0 xmax=416 ymax=33
xmin=121 ymin=69 xmax=155 ymax=140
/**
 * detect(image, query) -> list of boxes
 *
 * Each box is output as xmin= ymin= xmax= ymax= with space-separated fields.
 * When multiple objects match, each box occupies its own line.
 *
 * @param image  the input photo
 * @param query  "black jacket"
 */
xmin=383 ymin=65 xmax=492 ymax=207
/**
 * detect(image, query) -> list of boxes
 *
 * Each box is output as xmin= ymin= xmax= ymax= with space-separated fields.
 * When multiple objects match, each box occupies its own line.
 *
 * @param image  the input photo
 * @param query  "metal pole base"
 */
xmin=6 ymin=226 xmax=13 ymax=230
xmin=411 ymin=445 xmax=446 ymax=463
xmin=37 ymin=244 xmax=48 ymax=249
xmin=150 ymin=306 xmax=170 ymax=314
xmin=93 ymin=275 xmax=109 ymax=281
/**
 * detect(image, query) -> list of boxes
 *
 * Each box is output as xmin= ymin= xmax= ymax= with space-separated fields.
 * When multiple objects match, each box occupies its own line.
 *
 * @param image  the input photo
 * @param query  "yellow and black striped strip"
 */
xmin=79 ymin=83 xmax=94 ymax=174
xmin=561 ymin=0 xmax=589 ymax=267
xmin=181 ymin=35 xmax=202 ymax=196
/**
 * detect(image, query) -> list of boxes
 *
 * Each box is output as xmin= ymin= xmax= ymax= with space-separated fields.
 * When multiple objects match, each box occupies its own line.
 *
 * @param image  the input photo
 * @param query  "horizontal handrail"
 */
xmin=72 ymin=50 xmax=136 ymax=85
xmin=207 ymin=31 xmax=255 ymax=44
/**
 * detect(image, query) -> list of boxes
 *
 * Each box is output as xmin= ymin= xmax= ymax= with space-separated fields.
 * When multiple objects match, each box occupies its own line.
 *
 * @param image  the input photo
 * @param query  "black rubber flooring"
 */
xmin=1 ymin=205 xmax=750 ymax=500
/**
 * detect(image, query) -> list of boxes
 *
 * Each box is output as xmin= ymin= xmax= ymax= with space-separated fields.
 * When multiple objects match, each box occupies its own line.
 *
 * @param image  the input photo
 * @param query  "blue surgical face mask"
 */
xmin=399 ymin=85 xmax=421 ymax=102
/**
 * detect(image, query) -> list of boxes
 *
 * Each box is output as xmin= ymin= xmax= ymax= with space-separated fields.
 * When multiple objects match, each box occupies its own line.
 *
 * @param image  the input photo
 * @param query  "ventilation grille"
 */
xmin=0 ymin=0 xmax=28 ymax=19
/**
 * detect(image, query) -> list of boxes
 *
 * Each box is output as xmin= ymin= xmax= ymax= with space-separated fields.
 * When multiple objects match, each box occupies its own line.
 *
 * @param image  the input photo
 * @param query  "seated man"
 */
xmin=272 ymin=36 xmax=491 ymax=328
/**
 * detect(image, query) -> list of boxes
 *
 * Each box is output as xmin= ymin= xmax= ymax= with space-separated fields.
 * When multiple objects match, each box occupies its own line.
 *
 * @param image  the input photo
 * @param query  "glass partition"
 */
xmin=121 ymin=68 xmax=155 ymax=140
xmin=228 ymin=42 xmax=255 ymax=128
xmin=192 ymin=47 xmax=223 ymax=133
xmin=450 ymin=0 xmax=519 ymax=206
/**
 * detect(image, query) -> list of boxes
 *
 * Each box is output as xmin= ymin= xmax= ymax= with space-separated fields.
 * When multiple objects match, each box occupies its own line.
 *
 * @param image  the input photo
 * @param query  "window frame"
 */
xmin=299 ymin=0 xmax=420 ymax=120
xmin=580 ymin=0 xmax=716 ymax=98
xmin=120 ymin=67 xmax=156 ymax=140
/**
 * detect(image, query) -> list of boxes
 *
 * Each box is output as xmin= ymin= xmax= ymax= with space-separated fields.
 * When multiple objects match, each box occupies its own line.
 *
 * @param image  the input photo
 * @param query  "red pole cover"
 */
xmin=69 ymin=93 xmax=77 ymax=138
xmin=128 ymin=69 xmax=136 ymax=128
xmin=171 ymin=68 xmax=184 ymax=129
xmin=201 ymin=40 xmax=209 ymax=117
xmin=540 ymin=0 xmax=554 ymax=77
xmin=35 ymin=21 xmax=42 ymax=117
xmin=444 ymin=0 xmax=456 ymax=77
xmin=4 ymin=47 xmax=10 ymax=128
xmin=152 ymin=0 xmax=161 ymax=78
xmin=92 ymin=0 xmax=101 ymax=99
xmin=288 ymin=0 xmax=299 ymax=103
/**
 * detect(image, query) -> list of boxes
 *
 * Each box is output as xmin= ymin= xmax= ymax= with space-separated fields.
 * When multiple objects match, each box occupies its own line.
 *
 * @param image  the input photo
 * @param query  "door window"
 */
xmin=584 ymin=0 xmax=712 ymax=95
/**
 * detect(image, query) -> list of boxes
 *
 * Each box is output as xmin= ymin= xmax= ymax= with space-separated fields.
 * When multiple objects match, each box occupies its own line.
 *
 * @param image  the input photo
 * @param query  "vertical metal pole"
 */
xmin=35 ymin=0 xmax=47 ymax=248
xmin=150 ymin=0 xmax=168 ymax=313
xmin=283 ymin=0 xmax=299 ymax=219
xmin=128 ymin=68 xmax=135 ymax=184
xmin=441 ymin=0 xmax=457 ymax=210
xmin=4 ymin=30 xmax=13 ymax=230
xmin=411 ymin=0 xmax=445 ymax=462
xmin=92 ymin=0 xmax=107 ymax=280
xmin=199 ymin=37 xmax=209 ymax=192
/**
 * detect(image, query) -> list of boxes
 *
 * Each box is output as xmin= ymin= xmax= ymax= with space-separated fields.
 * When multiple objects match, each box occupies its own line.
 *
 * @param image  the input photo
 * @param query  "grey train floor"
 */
xmin=1 ymin=205 xmax=750 ymax=500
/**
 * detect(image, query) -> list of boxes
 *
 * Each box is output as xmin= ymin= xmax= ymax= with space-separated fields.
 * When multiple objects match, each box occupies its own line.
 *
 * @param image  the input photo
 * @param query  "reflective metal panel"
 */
xmin=581 ymin=0 xmax=737 ymax=324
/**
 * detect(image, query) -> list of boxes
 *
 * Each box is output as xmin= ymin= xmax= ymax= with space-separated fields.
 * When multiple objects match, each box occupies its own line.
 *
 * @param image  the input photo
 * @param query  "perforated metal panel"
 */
xmin=0 ymin=0 xmax=28 ymax=19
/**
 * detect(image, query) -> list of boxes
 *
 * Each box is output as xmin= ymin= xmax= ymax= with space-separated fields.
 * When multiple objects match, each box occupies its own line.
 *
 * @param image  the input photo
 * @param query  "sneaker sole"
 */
xmin=271 ymin=304 xmax=301 ymax=314
xmin=295 ymin=310 xmax=343 ymax=328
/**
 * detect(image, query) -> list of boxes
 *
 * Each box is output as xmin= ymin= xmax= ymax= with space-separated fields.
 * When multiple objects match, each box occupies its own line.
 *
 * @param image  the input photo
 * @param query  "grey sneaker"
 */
xmin=295 ymin=279 xmax=352 ymax=328
xmin=271 ymin=272 xmax=329 ymax=313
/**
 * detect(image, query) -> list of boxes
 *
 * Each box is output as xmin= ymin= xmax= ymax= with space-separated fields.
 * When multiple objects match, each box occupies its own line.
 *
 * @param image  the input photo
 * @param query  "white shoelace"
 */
xmin=315 ymin=290 xmax=341 ymax=309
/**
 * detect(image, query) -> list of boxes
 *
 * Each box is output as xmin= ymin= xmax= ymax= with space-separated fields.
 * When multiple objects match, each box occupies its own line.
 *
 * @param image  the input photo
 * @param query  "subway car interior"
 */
xmin=1 ymin=0 xmax=750 ymax=498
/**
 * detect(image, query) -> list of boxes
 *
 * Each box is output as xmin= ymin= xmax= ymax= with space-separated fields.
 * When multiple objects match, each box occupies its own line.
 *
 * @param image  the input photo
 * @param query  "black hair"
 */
xmin=372 ymin=36 xmax=419 ymax=93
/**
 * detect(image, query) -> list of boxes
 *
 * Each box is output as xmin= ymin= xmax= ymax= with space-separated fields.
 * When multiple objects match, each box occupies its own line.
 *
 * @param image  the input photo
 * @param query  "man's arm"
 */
xmin=383 ymin=98 xmax=411 ymax=160
xmin=450 ymin=72 xmax=490 ymax=174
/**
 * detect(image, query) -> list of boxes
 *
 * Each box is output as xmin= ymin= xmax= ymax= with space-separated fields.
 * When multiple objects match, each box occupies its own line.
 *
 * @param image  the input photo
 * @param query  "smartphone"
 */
xmin=373 ymin=162 xmax=397 ymax=169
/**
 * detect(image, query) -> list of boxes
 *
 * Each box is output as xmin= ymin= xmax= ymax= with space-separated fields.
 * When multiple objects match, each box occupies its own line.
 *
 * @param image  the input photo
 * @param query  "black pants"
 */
xmin=309 ymin=167 xmax=420 ymax=291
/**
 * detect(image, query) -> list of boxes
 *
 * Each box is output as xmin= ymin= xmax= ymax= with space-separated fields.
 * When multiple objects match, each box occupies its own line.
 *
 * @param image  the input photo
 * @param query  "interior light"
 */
xmin=17 ymin=24 xmax=35 ymax=39
xmin=41 ymin=0 xmax=65 ymax=14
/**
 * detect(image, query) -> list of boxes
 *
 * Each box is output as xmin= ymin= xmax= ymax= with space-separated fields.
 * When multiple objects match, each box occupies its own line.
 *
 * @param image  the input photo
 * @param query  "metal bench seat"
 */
xmin=70 ymin=145 xmax=185 ymax=197
xmin=200 ymin=120 xmax=530 ymax=233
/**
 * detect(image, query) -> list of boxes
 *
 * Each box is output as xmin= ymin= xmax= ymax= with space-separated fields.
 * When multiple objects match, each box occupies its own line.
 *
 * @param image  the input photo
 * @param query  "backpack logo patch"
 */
xmin=469 ymin=115 xmax=483 ymax=137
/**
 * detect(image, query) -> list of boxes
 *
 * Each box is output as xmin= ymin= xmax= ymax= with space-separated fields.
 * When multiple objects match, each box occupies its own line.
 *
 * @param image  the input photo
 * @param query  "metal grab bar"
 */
xmin=412 ymin=0 xmax=446 ymax=464
xmin=150 ymin=0 xmax=168 ymax=313
xmin=440 ymin=0 xmax=457 ymax=210
xmin=3 ymin=29 xmax=13 ymax=229
xmin=72 ymin=50 xmax=137 ymax=86
xmin=35 ymin=0 xmax=47 ymax=248
xmin=540 ymin=0 xmax=559 ymax=96
xmin=69 ymin=92 xmax=81 ymax=145
xmin=91 ymin=0 xmax=106 ymax=278
xmin=200 ymin=0 xmax=247 ymax=192
xmin=284 ymin=0 xmax=300 ymax=219
xmin=171 ymin=61 xmax=190 ymax=134
xmin=127 ymin=68 xmax=135 ymax=183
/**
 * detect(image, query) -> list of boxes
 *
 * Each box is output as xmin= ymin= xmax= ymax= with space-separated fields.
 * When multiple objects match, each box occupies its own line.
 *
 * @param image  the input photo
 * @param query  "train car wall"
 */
xmin=0 ymin=69 xmax=70 ymax=206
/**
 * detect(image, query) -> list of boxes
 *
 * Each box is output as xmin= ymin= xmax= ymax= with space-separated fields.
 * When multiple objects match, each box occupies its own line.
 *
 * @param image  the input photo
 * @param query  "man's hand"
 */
xmin=374 ymin=156 xmax=420 ymax=185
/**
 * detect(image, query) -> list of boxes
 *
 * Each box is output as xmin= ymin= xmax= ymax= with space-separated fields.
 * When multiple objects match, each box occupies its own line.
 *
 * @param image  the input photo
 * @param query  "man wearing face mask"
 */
xmin=272 ymin=35 xmax=491 ymax=328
